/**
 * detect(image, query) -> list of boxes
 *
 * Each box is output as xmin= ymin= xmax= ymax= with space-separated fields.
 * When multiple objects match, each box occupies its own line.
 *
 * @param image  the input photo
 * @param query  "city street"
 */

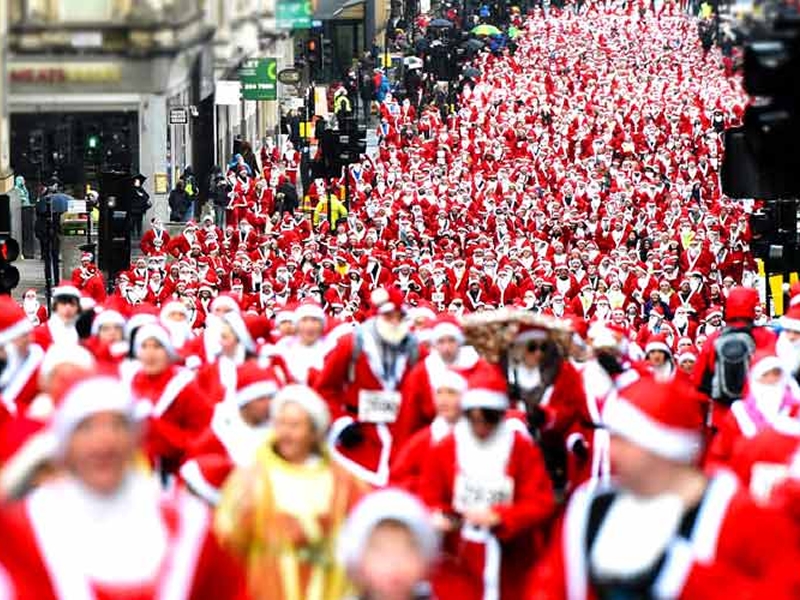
xmin=1 ymin=0 xmax=800 ymax=599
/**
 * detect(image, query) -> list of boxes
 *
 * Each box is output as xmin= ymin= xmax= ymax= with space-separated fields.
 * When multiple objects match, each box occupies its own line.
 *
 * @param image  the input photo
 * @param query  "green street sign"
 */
xmin=239 ymin=58 xmax=278 ymax=101
xmin=276 ymin=0 xmax=312 ymax=29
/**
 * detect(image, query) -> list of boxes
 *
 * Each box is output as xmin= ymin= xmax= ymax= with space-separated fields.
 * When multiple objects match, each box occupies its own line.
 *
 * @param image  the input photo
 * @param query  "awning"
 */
xmin=314 ymin=0 xmax=365 ymax=20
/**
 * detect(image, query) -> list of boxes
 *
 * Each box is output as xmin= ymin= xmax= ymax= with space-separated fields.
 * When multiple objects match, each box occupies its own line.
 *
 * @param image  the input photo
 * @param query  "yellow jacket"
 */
xmin=313 ymin=196 xmax=348 ymax=227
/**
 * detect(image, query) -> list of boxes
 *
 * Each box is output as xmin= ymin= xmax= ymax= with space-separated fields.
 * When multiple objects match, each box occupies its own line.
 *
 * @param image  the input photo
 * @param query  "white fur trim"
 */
xmin=90 ymin=310 xmax=125 ymax=336
xmin=603 ymin=398 xmax=701 ymax=463
xmin=1 ymin=344 xmax=44 ymax=414
xmin=779 ymin=315 xmax=800 ymax=332
xmin=690 ymin=471 xmax=737 ymax=562
xmin=151 ymin=369 xmax=195 ymax=418
xmin=0 ymin=317 xmax=33 ymax=346
xmin=431 ymin=322 xmax=464 ymax=344
xmin=730 ymin=401 xmax=758 ymax=439
xmin=645 ymin=341 xmax=671 ymax=356
xmin=158 ymin=492 xmax=211 ymax=600
xmin=564 ymin=483 xmax=594 ymax=600
xmin=270 ymin=384 xmax=330 ymax=432
xmin=566 ymin=432 xmax=587 ymax=452
xmin=52 ymin=285 xmax=80 ymax=299
xmin=515 ymin=328 xmax=548 ymax=344
xmin=135 ymin=323 xmax=178 ymax=360
xmin=295 ymin=303 xmax=326 ymax=322
xmin=652 ymin=540 xmax=694 ymax=599
xmin=461 ymin=390 xmax=508 ymax=411
xmin=178 ymin=460 xmax=222 ymax=506
xmin=52 ymin=377 xmax=133 ymax=451
xmin=236 ymin=381 xmax=279 ymax=407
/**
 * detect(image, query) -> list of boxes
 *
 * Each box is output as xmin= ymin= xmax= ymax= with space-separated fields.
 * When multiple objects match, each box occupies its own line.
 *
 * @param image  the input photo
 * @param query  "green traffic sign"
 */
xmin=276 ymin=0 xmax=312 ymax=29
xmin=239 ymin=58 xmax=278 ymax=101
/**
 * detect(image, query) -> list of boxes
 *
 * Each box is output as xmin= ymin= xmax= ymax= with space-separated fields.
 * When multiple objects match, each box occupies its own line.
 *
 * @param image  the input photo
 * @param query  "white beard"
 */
xmin=23 ymin=299 xmax=39 ymax=315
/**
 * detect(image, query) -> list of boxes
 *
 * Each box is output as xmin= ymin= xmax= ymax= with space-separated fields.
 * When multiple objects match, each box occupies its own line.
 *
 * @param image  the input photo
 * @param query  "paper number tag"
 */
xmin=432 ymin=292 xmax=445 ymax=304
xmin=453 ymin=474 xmax=514 ymax=513
xmin=358 ymin=390 xmax=402 ymax=423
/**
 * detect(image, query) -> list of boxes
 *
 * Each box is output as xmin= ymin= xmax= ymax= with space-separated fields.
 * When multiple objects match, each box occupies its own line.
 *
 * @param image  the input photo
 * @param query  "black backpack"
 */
xmin=711 ymin=325 xmax=756 ymax=404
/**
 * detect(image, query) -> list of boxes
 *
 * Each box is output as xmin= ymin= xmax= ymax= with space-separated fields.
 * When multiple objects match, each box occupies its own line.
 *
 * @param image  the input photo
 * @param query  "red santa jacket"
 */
xmin=130 ymin=365 xmax=213 ymax=470
xmin=140 ymin=227 xmax=171 ymax=256
xmin=528 ymin=471 xmax=800 ymax=600
xmin=314 ymin=322 xmax=425 ymax=486
xmin=0 ymin=479 xmax=247 ymax=600
xmin=420 ymin=421 xmax=556 ymax=600
xmin=0 ymin=344 xmax=44 ymax=418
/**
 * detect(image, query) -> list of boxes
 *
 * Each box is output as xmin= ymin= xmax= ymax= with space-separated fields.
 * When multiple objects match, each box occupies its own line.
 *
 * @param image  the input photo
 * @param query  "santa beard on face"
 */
xmin=776 ymin=332 xmax=800 ymax=376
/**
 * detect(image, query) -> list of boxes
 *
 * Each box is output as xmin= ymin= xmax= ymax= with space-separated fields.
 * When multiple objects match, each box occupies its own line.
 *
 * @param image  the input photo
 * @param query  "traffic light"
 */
xmin=321 ymin=37 xmax=334 ymax=71
xmin=0 ymin=236 xmax=21 ymax=294
xmin=85 ymin=127 xmax=102 ymax=164
xmin=307 ymin=36 xmax=321 ymax=77
xmin=98 ymin=172 xmax=132 ymax=280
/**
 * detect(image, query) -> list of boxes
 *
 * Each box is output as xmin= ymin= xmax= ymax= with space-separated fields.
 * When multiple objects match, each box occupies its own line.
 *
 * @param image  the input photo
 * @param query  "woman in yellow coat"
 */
xmin=215 ymin=384 xmax=365 ymax=600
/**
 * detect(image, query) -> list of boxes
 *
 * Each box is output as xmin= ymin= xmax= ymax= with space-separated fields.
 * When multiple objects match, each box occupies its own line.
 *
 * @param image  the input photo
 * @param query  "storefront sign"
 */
xmin=278 ymin=68 xmax=302 ymax=85
xmin=169 ymin=107 xmax=188 ymax=125
xmin=239 ymin=59 xmax=277 ymax=101
xmin=9 ymin=63 xmax=122 ymax=84
xmin=276 ymin=0 xmax=312 ymax=29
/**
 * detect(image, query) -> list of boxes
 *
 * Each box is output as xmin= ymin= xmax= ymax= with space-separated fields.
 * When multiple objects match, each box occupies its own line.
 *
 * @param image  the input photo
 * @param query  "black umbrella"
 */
xmin=463 ymin=66 xmax=481 ymax=79
xmin=460 ymin=38 xmax=485 ymax=51
xmin=429 ymin=18 xmax=454 ymax=28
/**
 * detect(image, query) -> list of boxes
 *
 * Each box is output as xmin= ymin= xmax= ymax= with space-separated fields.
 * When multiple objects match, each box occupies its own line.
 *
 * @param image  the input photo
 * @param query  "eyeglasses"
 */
xmin=526 ymin=342 xmax=547 ymax=352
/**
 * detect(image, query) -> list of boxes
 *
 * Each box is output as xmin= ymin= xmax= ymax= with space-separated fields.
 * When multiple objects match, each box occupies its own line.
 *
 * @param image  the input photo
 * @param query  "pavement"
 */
xmin=16 ymin=256 xmax=47 ymax=298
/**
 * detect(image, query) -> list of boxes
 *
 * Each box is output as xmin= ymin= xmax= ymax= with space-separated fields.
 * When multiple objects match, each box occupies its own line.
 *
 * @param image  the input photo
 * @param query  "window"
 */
xmin=58 ymin=0 xmax=112 ymax=22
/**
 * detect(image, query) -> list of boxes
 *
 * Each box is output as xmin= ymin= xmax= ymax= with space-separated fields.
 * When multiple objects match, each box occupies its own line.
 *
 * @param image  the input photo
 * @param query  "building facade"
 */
xmin=7 ymin=0 xmax=291 ymax=222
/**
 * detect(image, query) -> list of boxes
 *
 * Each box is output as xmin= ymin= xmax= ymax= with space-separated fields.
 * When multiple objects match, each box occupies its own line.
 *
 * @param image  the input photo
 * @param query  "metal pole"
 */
xmin=213 ymin=104 xmax=219 ymax=168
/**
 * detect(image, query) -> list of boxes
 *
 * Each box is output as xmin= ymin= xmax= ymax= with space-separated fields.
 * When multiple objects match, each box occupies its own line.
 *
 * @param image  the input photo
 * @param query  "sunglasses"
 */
xmin=526 ymin=342 xmax=548 ymax=353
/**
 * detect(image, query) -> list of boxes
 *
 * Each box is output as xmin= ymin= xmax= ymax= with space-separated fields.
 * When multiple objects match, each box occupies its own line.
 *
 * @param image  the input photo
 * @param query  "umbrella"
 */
xmin=428 ymin=18 xmax=453 ymax=28
xmin=463 ymin=66 xmax=481 ymax=79
xmin=404 ymin=56 xmax=424 ymax=70
xmin=471 ymin=24 xmax=502 ymax=36
xmin=460 ymin=38 xmax=485 ymax=51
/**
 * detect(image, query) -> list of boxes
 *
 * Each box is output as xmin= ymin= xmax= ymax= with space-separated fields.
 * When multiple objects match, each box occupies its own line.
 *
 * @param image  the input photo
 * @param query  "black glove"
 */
xmin=338 ymin=422 xmax=364 ymax=449
xmin=571 ymin=437 xmax=589 ymax=461
xmin=527 ymin=404 xmax=547 ymax=429
xmin=596 ymin=351 xmax=624 ymax=376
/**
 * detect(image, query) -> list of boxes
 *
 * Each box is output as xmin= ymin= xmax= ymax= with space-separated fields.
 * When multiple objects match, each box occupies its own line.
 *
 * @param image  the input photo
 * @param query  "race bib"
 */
xmin=432 ymin=292 xmax=445 ymax=304
xmin=750 ymin=462 xmax=790 ymax=503
xmin=453 ymin=473 xmax=514 ymax=513
xmin=358 ymin=390 xmax=402 ymax=423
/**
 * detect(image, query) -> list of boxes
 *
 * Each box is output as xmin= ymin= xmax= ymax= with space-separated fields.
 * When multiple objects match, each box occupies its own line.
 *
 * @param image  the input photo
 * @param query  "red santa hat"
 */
xmin=80 ymin=252 xmax=93 ymax=263
xmin=134 ymin=323 xmax=179 ymax=361
xmin=210 ymin=293 xmax=240 ymax=314
xmin=724 ymin=287 xmax=758 ymax=321
xmin=0 ymin=416 xmax=57 ymax=498
xmin=52 ymin=281 xmax=81 ymax=300
xmin=51 ymin=375 xmax=134 ymax=453
xmin=338 ymin=488 xmax=439 ymax=571
xmin=270 ymin=384 xmax=330 ymax=433
xmin=515 ymin=323 xmax=548 ymax=345
xmin=222 ymin=311 xmax=256 ymax=353
xmin=160 ymin=300 xmax=189 ymax=323
xmin=430 ymin=314 xmax=464 ymax=344
xmin=603 ymin=378 xmax=703 ymax=463
xmin=0 ymin=295 xmax=33 ymax=345
xmin=372 ymin=286 xmax=406 ymax=315
xmin=295 ymin=301 xmax=326 ymax=323
xmin=235 ymin=362 xmax=280 ymax=407
xmin=461 ymin=364 xmax=509 ymax=411
xmin=645 ymin=332 xmax=672 ymax=357
xmin=431 ymin=368 xmax=468 ymax=394
xmin=90 ymin=309 xmax=126 ymax=337
xmin=676 ymin=346 xmax=698 ymax=364
xmin=780 ymin=304 xmax=800 ymax=333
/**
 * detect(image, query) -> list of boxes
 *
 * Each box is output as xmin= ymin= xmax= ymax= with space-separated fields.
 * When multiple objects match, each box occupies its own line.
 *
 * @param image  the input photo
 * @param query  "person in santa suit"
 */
xmin=182 ymin=294 xmax=241 ymax=369
xmin=314 ymin=287 xmax=425 ymax=487
xmin=21 ymin=289 xmax=47 ymax=326
xmin=506 ymin=324 xmax=588 ymax=491
xmin=705 ymin=353 xmax=800 ymax=472
xmin=70 ymin=252 xmax=107 ymax=304
xmin=195 ymin=311 xmax=258 ymax=406
xmin=31 ymin=282 xmax=81 ymax=350
xmin=159 ymin=300 xmax=196 ymax=351
xmin=694 ymin=287 xmax=777 ymax=428
xmin=529 ymin=376 xmax=800 ymax=600
xmin=338 ymin=488 xmax=441 ymax=600
xmin=82 ymin=308 xmax=128 ymax=368
xmin=0 ymin=295 xmax=45 ymax=420
xmin=130 ymin=323 xmax=213 ymax=474
xmin=420 ymin=364 xmax=556 ymax=600
xmin=400 ymin=314 xmax=481 ymax=443
xmin=0 ymin=374 xmax=248 ymax=600
xmin=140 ymin=217 xmax=171 ymax=256
xmin=390 ymin=368 xmax=466 ymax=494
xmin=644 ymin=332 xmax=677 ymax=381
xmin=276 ymin=301 xmax=327 ymax=386
xmin=776 ymin=304 xmax=800 ymax=384
xmin=180 ymin=361 xmax=279 ymax=505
